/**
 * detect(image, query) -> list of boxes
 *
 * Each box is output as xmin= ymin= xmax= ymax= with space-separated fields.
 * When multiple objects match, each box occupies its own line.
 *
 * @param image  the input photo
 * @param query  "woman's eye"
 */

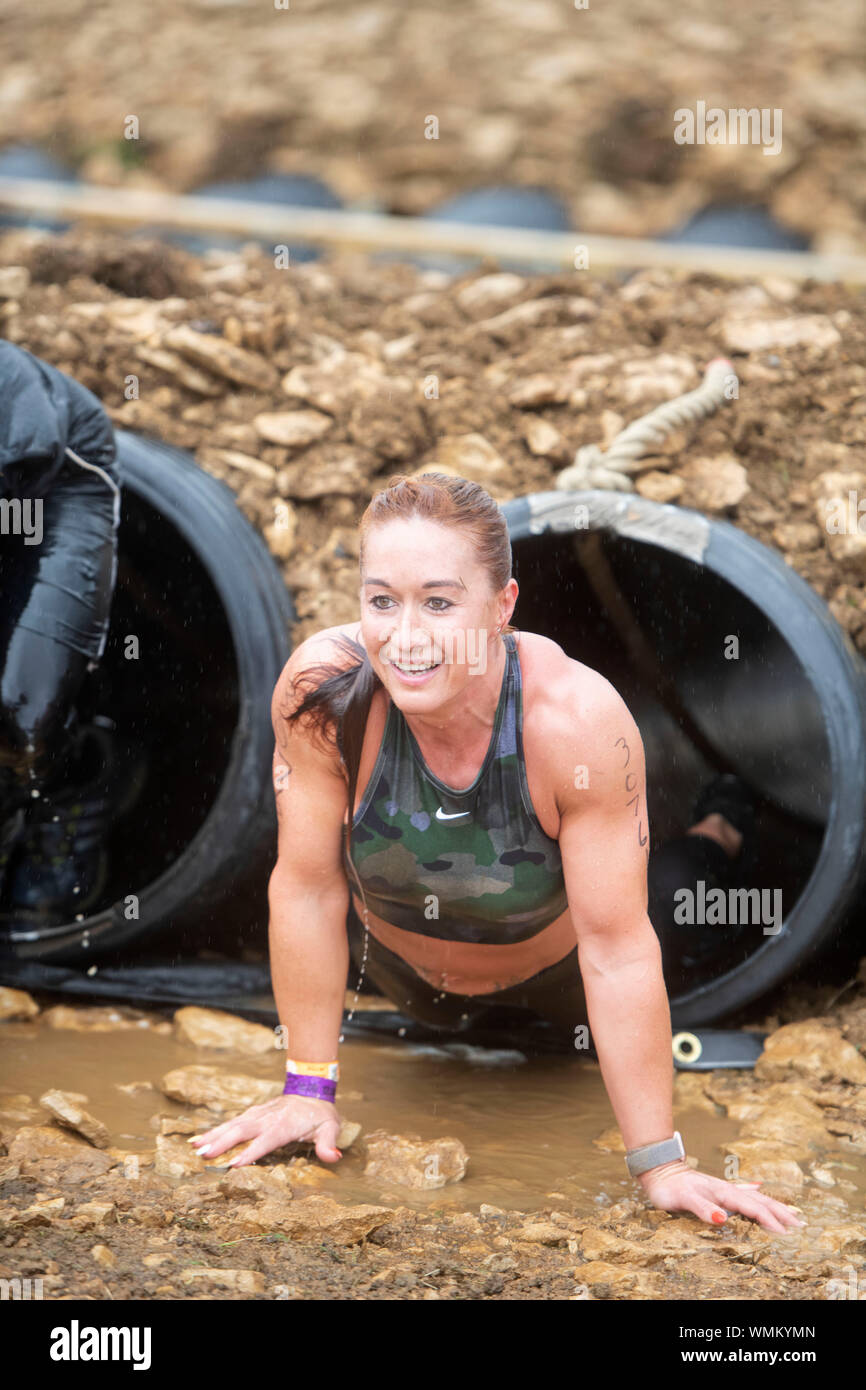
xmin=427 ymin=598 xmax=452 ymax=611
xmin=370 ymin=596 xmax=392 ymax=609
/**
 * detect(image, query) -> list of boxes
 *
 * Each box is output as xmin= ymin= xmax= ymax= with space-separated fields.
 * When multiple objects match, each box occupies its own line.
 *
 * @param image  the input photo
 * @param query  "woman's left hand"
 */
xmin=637 ymin=1159 xmax=806 ymax=1233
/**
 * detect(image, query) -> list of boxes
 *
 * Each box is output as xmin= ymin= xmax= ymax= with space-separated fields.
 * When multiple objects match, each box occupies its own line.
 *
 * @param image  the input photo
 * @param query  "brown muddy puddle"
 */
xmin=5 ymin=1009 xmax=852 ymax=1217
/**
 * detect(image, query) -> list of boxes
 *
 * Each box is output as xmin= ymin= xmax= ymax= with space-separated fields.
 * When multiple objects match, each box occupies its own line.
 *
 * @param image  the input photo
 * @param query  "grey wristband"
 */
xmin=624 ymin=1130 xmax=685 ymax=1178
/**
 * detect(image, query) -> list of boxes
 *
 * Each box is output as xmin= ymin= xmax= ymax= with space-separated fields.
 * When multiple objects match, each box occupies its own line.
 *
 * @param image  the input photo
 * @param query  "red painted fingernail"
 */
xmin=711 ymin=1210 xmax=726 ymax=1224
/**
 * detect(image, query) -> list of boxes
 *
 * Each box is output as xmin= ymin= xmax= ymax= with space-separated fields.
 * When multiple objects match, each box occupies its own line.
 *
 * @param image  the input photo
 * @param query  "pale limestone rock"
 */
xmin=8 ymin=1125 xmax=114 ymax=1179
xmin=180 ymin=1268 xmax=266 ymax=1294
xmin=520 ymin=417 xmax=566 ymax=459
xmin=635 ymin=470 xmax=684 ymax=503
xmin=456 ymin=273 xmax=526 ymax=317
xmin=172 ymin=1006 xmax=277 ymax=1056
xmin=434 ymin=433 xmax=507 ymax=483
xmin=227 ymin=1193 xmax=391 ymax=1245
xmin=754 ymin=1020 xmax=866 ymax=1086
xmin=153 ymin=1134 xmax=207 ymax=1179
xmin=159 ymin=1065 xmax=282 ymax=1112
xmin=722 ymin=314 xmax=842 ymax=354
xmin=362 ymin=1131 xmax=468 ymax=1189
xmin=39 ymin=1090 xmax=111 ymax=1149
xmin=163 ymin=325 xmax=279 ymax=390
xmin=679 ymin=454 xmax=750 ymax=511
xmin=0 ymin=987 xmax=39 ymax=1021
xmin=253 ymin=409 xmax=333 ymax=449
xmin=0 ymin=266 xmax=30 ymax=298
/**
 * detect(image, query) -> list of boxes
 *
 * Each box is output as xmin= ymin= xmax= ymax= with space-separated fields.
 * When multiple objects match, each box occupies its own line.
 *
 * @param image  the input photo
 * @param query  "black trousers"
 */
xmin=346 ymin=833 xmax=741 ymax=1037
xmin=0 ymin=454 xmax=121 ymax=806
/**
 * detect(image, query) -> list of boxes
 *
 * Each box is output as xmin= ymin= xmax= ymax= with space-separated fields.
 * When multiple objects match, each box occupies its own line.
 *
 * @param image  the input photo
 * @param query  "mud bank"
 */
xmin=1 ymin=989 xmax=865 ymax=1300
xmin=3 ymin=1 xmax=865 ymax=253
xmin=1 ymin=228 xmax=865 ymax=659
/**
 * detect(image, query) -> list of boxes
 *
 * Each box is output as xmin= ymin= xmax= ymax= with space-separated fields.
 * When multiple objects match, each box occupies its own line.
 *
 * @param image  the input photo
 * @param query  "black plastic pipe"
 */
xmin=502 ymin=489 xmax=866 ymax=1026
xmin=0 ymin=430 xmax=294 ymax=963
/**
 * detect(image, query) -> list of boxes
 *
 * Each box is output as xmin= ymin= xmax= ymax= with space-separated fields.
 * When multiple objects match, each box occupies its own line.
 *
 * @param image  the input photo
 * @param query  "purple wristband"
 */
xmin=282 ymin=1073 xmax=336 ymax=1102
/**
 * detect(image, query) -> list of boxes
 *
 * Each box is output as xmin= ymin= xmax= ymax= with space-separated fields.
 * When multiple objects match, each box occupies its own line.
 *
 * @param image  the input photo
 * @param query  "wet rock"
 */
xmin=142 ymin=1252 xmax=175 ymax=1270
xmin=574 ymin=1260 xmax=640 ymax=1293
xmin=159 ymin=1065 xmax=283 ymax=1112
xmin=253 ymin=409 xmax=333 ymax=450
xmin=737 ymin=1094 xmax=832 ymax=1154
xmin=673 ymin=1071 xmax=720 ymax=1115
xmin=69 ymin=1201 xmax=116 ymax=1231
xmin=115 ymin=1081 xmax=155 ymax=1096
xmin=810 ymin=1223 xmax=866 ymax=1257
xmin=592 ymin=1126 xmax=626 ymax=1152
xmin=42 ymin=1004 xmax=164 ymax=1032
xmin=754 ymin=1020 xmax=866 ymax=1085
xmin=722 ymin=314 xmax=842 ymax=354
xmin=227 ymin=1193 xmax=391 ymax=1246
xmin=721 ymin=1139 xmax=806 ymax=1188
xmin=518 ymin=1221 xmax=570 ymax=1246
xmin=38 ymin=1090 xmax=111 ymax=1149
xmin=7 ymin=1125 xmax=114 ymax=1181
xmin=162 ymin=324 xmax=279 ymax=391
xmin=362 ymin=1132 xmax=468 ymax=1189
xmin=153 ymin=1134 xmax=207 ymax=1179
xmin=218 ymin=1167 xmax=292 ymax=1202
xmin=0 ymin=987 xmax=39 ymax=1021
xmin=180 ymin=1268 xmax=267 ymax=1294
xmin=283 ymin=1157 xmax=338 ymax=1187
xmin=172 ymin=1006 xmax=278 ymax=1056
xmin=19 ymin=1196 xmax=65 ymax=1225
xmin=336 ymin=1119 xmax=362 ymax=1150
xmin=679 ymin=454 xmax=750 ymax=511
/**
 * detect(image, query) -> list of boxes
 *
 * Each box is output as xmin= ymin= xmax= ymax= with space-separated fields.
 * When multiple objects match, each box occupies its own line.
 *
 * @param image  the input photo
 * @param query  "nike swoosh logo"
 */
xmin=435 ymin=806 xmax=471 ymax=820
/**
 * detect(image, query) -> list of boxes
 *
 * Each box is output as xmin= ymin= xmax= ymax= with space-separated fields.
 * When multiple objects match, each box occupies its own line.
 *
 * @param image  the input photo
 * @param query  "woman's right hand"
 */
xmin=187 ymin=1095 xmax=343 ymax=1168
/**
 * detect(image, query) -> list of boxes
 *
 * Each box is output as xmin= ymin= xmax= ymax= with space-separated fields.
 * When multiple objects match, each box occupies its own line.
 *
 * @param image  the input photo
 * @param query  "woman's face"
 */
xmin=359 ymin=517 xmax=517 ymax=711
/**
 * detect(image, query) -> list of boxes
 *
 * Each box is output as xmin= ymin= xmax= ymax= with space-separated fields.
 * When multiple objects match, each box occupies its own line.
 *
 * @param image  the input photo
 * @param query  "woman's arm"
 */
xmin=551 ymin=667 xmax=803 ymax=1233
xmin=188 ymin=634 xmax=354 ymax=1167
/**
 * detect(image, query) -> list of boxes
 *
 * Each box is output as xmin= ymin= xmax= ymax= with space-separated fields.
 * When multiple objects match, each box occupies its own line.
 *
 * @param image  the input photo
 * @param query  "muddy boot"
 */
xmin=0 ymin=720 xmax=146 ymax=928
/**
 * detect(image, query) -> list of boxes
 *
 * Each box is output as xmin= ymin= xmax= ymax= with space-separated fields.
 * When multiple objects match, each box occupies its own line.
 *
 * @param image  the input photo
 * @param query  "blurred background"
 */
xmin=2 ymin=0 xmax=864 ymax=253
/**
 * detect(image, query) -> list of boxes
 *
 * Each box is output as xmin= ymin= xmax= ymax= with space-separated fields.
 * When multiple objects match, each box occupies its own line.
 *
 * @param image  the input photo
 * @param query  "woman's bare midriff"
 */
xmin=340 ymin=622 xmax=580 ymax=995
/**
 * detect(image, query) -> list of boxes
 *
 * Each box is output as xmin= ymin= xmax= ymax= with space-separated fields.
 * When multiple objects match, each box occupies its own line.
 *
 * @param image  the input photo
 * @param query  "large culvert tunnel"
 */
xmin=504 ymin=489 xmax=866 ymax=1027
xmin=0 ymin=429 xmax=294 ymax=964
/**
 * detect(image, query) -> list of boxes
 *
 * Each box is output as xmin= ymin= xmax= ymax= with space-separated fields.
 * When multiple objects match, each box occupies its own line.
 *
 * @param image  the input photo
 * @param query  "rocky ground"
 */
xmin=1 ymin=227 xmax=865 ymax=653
xmin=3 ymin=1 xmax=866 ymax=252
xmin=1 ymin=986 xmax=866 ymax=1300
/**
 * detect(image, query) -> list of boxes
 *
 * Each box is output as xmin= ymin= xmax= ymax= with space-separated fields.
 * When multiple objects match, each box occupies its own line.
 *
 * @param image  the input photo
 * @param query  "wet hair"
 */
xmin=282 ymin=471 xmax=516 ymax=869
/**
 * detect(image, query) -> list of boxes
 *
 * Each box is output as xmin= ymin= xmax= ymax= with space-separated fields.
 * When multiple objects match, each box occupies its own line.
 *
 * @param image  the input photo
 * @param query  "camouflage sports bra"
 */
xmin=343 ymin=633 xmax=569 ymax=945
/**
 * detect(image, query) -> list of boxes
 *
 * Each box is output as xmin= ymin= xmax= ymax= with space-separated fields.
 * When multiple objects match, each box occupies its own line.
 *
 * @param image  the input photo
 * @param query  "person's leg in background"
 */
xmin=646 ymin=776 xmax=756 ymax=993
xmin=0 ymin=456 xmax=122 ymax=924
